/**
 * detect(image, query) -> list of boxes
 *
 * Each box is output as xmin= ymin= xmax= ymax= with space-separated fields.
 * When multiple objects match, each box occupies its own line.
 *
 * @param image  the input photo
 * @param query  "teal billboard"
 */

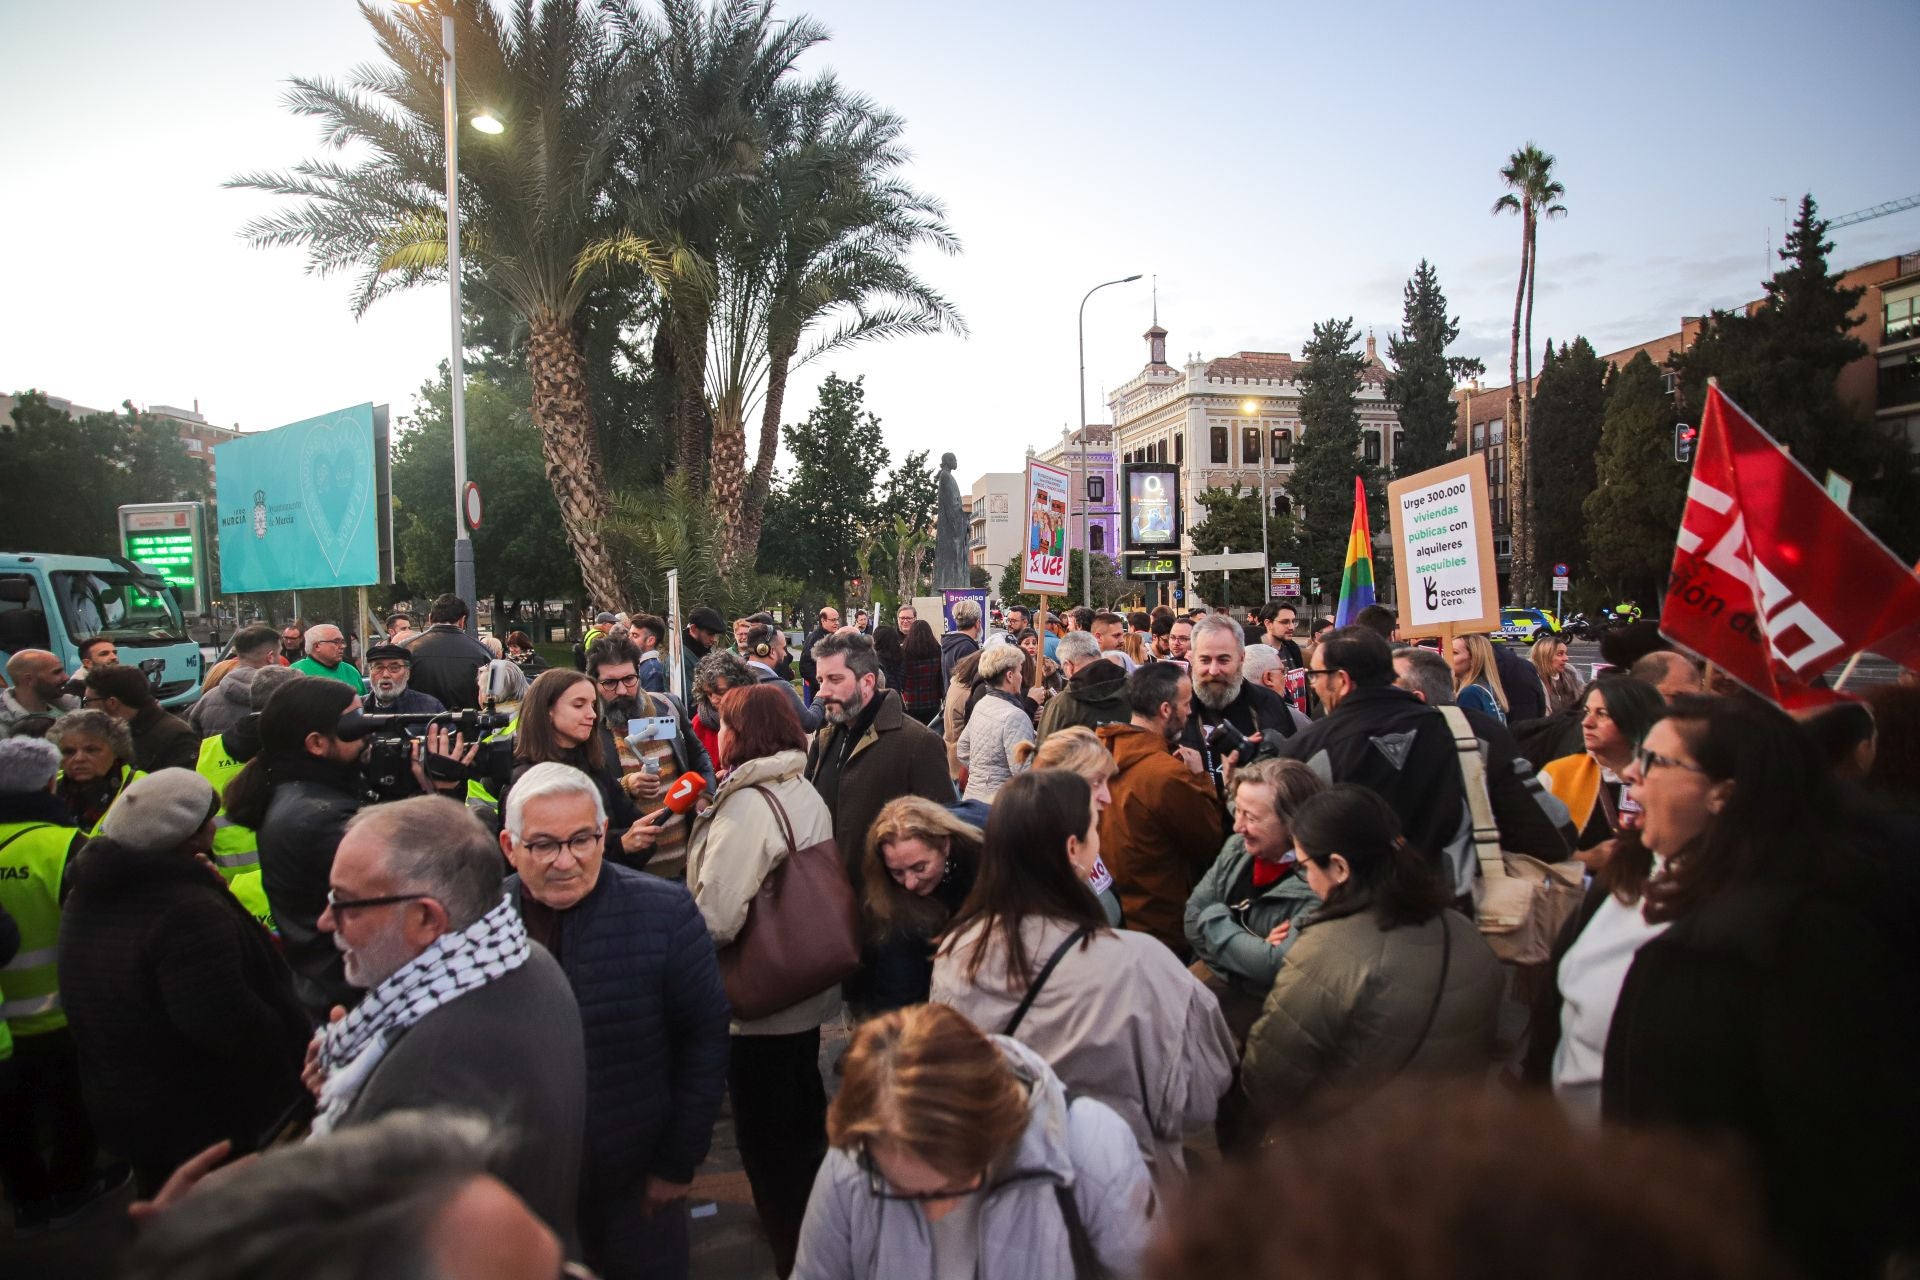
xmin=214 ymin=403 xmax=392 ymax=593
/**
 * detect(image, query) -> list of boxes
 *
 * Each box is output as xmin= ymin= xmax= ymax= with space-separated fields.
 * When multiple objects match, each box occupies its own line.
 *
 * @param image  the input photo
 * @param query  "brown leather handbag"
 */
xmin=715 ymin=784 xmax=863 ymax=1021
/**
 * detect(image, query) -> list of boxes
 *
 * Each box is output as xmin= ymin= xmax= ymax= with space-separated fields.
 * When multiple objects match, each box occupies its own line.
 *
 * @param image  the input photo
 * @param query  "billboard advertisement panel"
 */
xmin=1019 ymin=459 xmax=1071 ymax=594
xmin=214 ymin=403 xmax=392 ymax=593
xmin=1122 ymin=463 xmax=1179 ymax=550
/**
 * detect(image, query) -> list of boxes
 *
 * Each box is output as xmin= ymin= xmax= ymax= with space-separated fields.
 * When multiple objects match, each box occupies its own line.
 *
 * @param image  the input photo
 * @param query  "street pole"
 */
xmin=438 ymin=10 xmax=477 ymax=637
xmin=1077 ymin=273 xmax=1142 ymax=609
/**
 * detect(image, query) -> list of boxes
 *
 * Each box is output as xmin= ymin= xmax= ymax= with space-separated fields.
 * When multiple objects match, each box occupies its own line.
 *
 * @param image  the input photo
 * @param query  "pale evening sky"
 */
xmin=3 ymin=0 xmax=1916 ymax=486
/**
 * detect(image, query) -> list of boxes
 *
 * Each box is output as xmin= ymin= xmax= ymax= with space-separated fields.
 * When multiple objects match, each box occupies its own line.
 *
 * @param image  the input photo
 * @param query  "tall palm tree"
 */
xmin=230 ymin=0 xmax=655 ymax=612
xmin=1493 ymin=144 xmax=1567 ymax=596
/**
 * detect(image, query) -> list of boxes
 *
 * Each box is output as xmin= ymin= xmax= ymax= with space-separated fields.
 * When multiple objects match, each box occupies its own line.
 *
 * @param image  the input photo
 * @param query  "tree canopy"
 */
xmin=1583 ymin=352 xmax=1683 ymax=602
xmin=1527 ymin=338 xmax=1609 ymax=595
xmin=1285 ymin=318 xmax=1387 ymax=594
xmin=1385 ymin=260 xmax=1481 ymax=477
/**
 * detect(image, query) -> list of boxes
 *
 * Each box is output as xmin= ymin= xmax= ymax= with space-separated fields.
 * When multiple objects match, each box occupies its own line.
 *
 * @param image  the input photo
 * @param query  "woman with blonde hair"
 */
xmin=858 ymin=796 xmax=982 ymax=1012
xmin=1449 ymin=633 xmax=1509 ymax=721
xmin=1012 ymin=726 xmax=1122 ymax=924
xmin=794 ymin=1003 xmax=1151 ymax=1280
xmin=1531 ymin=635 xmax=1583 ymax=715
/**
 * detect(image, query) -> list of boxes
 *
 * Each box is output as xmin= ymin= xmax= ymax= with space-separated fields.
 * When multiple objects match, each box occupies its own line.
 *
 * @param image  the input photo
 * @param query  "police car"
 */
xmin=1492 ymin=607 xmax=1558 ymax=643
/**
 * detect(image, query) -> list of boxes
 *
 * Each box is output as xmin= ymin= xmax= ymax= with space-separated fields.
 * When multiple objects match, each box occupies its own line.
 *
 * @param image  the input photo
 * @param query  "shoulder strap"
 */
xmin=1437 ymin=705 xmax=1506 ymax=881
xmin=744 ymin=784 xmax=798 ymax=858
xmin=0 ymin=824 xmax=54 ymax=857
xmin=1053 ymin=1180 xmax=1102 ymax=1280
xmin=1005 ymin=924 xmax=1092 ymax=1035
xmin=1393 ymin=912 xmax=1452 ymax=1077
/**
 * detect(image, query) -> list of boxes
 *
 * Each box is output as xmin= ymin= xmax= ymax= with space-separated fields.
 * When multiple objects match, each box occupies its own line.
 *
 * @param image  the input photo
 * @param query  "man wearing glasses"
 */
xmin=290 ymin=623 xmax=368 ymax=696
xmin=586 ymin=634 xmax=714 ymax=877
xmin=499 ymin=763 xmax=729 ymax=1280
xmin=1278 ymin=626 xmax=1470 ymax=896
xmin=363 ymin=643 xmax=445 ymax=715
xmin=277 ymin=624 xmax=306 ymax=665
xmin=313 ymin=794 xmax=586 ymax=1245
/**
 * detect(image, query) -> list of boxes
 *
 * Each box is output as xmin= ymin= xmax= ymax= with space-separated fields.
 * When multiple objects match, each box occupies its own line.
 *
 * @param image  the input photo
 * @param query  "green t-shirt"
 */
xmin=290 ymin=656 xmax=368 ymax=695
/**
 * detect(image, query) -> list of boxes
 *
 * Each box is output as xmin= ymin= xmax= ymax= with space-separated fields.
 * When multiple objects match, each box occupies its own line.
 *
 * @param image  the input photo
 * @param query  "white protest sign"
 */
xmin=1386 ymin=454 xmax=1501 ymax=637
xmin=1019 ymin=458 xmax=1071 ymax=594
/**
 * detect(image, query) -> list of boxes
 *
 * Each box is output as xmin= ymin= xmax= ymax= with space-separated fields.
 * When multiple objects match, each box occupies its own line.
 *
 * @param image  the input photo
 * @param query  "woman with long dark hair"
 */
xmin=1538 ymin=676 xmax=1664 ymax=863
xmin=1239 ymin=786 xmax=1502 ymax=1123
xmin=871 ymin=624 xmax=906 ymax=699
xmin=1580 ymin=696 xmax=1919 ymax=1277
xmin=499 ymin=669 xmax=643 ymax=864
xmin=932 ymin=770 xmax=1234 ymax=1186
xmin=899 ymin=620 xmax=945 ymax=724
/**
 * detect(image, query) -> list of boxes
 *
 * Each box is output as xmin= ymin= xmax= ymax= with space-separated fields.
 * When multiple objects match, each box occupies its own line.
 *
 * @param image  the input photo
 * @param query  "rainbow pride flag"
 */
xmin=1334 ymin=475 xmax=1374 ymax=627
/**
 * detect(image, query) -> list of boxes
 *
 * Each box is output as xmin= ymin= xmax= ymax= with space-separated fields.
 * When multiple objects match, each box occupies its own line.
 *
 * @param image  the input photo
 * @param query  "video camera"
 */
xmin=339 ymin=707 xmax=515 ymax=801
xmin=1204 ymin=718 xmax=1283 ymax=769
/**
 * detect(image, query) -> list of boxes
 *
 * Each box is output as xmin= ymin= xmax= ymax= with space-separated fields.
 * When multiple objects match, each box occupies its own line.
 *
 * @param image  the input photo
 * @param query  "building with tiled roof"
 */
xmin=1041 ymin=320 xmax=1402 ymax=608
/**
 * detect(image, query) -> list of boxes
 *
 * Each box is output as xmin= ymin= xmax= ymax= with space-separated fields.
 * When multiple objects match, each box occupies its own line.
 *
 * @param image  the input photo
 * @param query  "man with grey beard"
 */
xmin=1179 ymin=613 xmax=1308 ymax=805
xmin=362 ymin=644 xmax=446 ymax=714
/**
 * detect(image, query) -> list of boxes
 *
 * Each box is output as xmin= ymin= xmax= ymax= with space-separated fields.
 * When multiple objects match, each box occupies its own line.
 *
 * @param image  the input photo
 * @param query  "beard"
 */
xmin=339 ymin=923 xmax=418 ymax=991
xmin=1193 ymin=673 xmax=1242 ymax=712
xmin=370 ymin=676 xmax=408 ymax=702
xmin=821 ymin=686 xmax=867 ymax=726
xmin=604 ymin=694 xmax=643 ymax=724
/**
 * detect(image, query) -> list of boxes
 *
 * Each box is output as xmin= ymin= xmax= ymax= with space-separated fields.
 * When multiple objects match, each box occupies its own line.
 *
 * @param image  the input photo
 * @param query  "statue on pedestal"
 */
xmin=933 ymin=452 xmax=970 ymax=590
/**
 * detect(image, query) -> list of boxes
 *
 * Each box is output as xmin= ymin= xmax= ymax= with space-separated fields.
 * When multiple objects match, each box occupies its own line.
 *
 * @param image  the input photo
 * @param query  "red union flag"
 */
xmin=1661 ymin=385 xmax=1920 ymax=709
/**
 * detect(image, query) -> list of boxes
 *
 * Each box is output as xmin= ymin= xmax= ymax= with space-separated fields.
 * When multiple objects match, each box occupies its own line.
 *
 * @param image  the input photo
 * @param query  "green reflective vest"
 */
xmin=0 ymin=819 xmax=79 ymax=1037
xmin=196 ymin=735 xmax=258 ymax=881
xmin=227 ymin=869 xmax=277 ymax=937
xmin=465 ymin=716 xmax=520 ymax=807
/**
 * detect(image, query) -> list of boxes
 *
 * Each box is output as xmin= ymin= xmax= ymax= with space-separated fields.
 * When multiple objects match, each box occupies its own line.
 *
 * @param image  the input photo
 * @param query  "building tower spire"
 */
xmin=1144 ymin=276 xmax=1168 ymax=367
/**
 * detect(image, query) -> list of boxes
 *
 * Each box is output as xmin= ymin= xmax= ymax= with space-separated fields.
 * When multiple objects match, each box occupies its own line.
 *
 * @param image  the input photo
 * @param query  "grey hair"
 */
xmin=693 ymin=649 xmax=755 ymax=702
xmin=811 ymin=628 xmax=880 ymax=680
xmin=1243 ymin=643 xmax=1282 ymax=688
xmin=250 ymin=664 xmax=305 ymax=710
xmin=503 ymin=761 xmax=606 ymax=842
xmin=1055 ymin=631 xmax=1101 ymax=665
xmin=121 ymin=1110 xmax=506 ymax=1280
xmin=1393 ymin=645 xmax=1456 ymax=706
xmin=345 ymin=796 xmax=504 ymax=930
xmin=977 ymin=642 xmax=1024 ymax=683
xmin=1191 ymin=613 xmax=1245 ymax=652
xmin=0 ymin=735 xmax=61 ymax=794
xmin=47 ymin=708 xmax=134 ymax=765
xmin=304 ymin=623 xmax=342 ymax=650
xmin=950 ymin=598 xmax=982 ymax=628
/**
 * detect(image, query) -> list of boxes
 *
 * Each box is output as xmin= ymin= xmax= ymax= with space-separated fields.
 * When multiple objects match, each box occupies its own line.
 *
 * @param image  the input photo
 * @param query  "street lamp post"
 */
xmin=1245 ymin=399 xmax=1269 ymax=606
xmin=1076 ymin=273 xmax=1142 ymax=609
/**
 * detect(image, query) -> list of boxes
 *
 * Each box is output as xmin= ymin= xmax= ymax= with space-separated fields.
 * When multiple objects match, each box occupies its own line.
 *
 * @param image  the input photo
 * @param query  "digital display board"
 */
xmin=1122 ymin=463 xmax=1179 ymax=551
xmin=119 ymin=503 xmax=207 ymax=616
xmin=1125 ymin=553 xmax=1180 ymax=580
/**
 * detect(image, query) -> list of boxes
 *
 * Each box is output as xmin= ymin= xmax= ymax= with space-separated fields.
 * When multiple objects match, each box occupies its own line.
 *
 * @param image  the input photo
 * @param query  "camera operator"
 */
xmin=226 ymin=678 xmax=477 ymax=1018
xmin=1181 ymin=614 xmax=1309 ymax=806
xmin=363 ymin=643 xmax=446 ymax=715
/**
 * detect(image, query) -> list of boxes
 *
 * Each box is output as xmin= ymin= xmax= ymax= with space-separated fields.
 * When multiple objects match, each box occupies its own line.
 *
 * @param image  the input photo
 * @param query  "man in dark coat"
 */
xmin=404 ymin=593 xmax=493 ymax=712
xmin=1280 ymin=627 xmax=1469 ymax=891
xmin=796 ymin=605 xmax=840 ymax=703
xmin=938 ymin=598 xmax=982 ymax=688
xmin=316 ymin=795 xmax=587 ymax=1247
xmin=57 ymin=769 xmax=309 ymax=1196
xmin=680 ymin=607 xmax=727 ymax=698
xmin=86 ymin=664 xmax=198 ymax=772
xmin=1035 ymin=631 xmax=1131 ymax=743
xmin=805 ymin=631 xmax=954 ymax=881
xmin=503 ymin=763 xmax=731 ymax=1280
xmin=1182 ymin=615 xmax=1307 ymax=805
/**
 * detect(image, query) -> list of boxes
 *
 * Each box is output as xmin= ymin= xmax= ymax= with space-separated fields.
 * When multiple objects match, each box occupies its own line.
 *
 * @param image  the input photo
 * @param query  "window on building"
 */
xmin=1472 ymin=422 xmax=1486 ymax=450
xmin=1393 ymin=430 xmax=1404 ymax=462
xmin=1272 ymin=494 xmax=1291 ymax=519
xmin=1210 ymin=425 xmax=1228 ymax=465
xmin=1879 ymin=351 xmax=1920 ymax=411
xmin=1089 ymin=524 xmax=1106 ymax=552
xmin=1662 ymin=370 xmax=1678 ymax=396
xmin=1087 ymin=474 xmax=1105 ymax=504
xmin=1489 ymin=420 xmax=1505 ymax=445
xmin=1362 ymin=431 xmax=1381 ymax=464
xmin=1175 ymin=433 xmax=1184 ymax=466
xmin=1886 ymin=294 xmax=1918 ymax=344
xmin=1242 ymin=427 xmax=1261 ymax=465
xmin=1157 ymin=439 xmax=1168 ymax=463
xmin=1270 ymin=428 xmax=1292 ymax=464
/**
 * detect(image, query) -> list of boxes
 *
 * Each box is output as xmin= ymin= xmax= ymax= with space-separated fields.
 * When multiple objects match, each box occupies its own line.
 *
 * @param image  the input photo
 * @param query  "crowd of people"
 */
xmin=1 ymin=592 xmax=1916 ymax=1279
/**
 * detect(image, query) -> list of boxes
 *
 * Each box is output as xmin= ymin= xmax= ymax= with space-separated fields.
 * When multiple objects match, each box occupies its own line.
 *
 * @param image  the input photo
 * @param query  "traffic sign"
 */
xmin=1552 ymin=562 xmax=1569 ymax=578
xmin=1189 ymin=551 xmax=1265 ymax=572
xmin=464 ymin=481 xmax=483 ymax=530
xmin=1552 ymin=575 xmax=1570 ymax=592
xmin=1269 ymin=562 xmax=1301 ymax=599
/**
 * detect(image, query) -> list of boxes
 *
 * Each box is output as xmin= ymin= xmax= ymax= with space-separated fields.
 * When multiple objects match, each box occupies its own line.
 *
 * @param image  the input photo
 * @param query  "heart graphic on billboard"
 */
xmin=299 ymin=417 xmax=372 ymax=577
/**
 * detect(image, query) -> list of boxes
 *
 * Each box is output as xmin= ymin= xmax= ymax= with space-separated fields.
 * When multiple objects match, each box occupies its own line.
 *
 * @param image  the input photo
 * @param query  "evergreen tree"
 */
xmin=1583 ymin=352 xmax=1684 ymax=603
xmin=1674 ymin=193 xmax=1916 ymax=556
xmin=1528 ymin=338 xmax=1609 ymax=589
xmin=1286 ymin=318 xmax=1386 ymax=595
xmin=1187 ymin=487 xmax=1283 ymax=608
xmin=756 ymin=374 xmax=889 ymax=600
xmin=998 ymin=551 xmax=1129 ymax=611
xmin=1385 ymin=260 xmax=1484 ymax=476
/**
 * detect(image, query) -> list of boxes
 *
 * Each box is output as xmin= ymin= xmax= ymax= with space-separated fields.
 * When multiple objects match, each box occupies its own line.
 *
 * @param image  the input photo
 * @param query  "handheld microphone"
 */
xmin=641 ymin=772 xmax=708 ymax=826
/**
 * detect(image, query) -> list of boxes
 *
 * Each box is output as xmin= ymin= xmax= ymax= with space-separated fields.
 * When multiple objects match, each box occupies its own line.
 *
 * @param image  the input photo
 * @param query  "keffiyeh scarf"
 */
xmin=310 ymin=895 xmax=530 ymax=1135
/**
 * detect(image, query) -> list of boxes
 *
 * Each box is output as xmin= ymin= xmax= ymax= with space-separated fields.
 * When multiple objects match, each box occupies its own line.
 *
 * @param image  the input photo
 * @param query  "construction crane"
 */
xmin=1829 ymin=194 xmax=1920 ymax=229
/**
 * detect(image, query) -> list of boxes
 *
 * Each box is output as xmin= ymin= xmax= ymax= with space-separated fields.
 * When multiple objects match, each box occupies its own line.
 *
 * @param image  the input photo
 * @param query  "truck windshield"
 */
xmin=51 ymin=570 xmax=187 ymax=644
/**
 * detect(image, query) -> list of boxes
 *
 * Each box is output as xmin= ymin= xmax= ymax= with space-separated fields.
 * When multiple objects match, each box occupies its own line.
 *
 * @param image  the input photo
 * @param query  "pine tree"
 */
xmin=1188 ymin=487 xmax=1282 ymax=608
xmin=1528 ymin=337 xmax=1609 ymax=589
xmin=1583 ymin=352 xmax=1684 ymax=603
xmin=1674 ymin=193 xmax=1916 ymax=556
xmin=1286 ymin=318 xmax=1386 ymax=594
xmin=1385 ymin=260 xmax=1484 ymax=477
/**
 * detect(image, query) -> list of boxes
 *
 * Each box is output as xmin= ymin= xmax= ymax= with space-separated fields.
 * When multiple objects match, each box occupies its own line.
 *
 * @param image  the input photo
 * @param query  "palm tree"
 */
xmin=1493 ymin=144 xmax=1567 ymax=596
xmin=230 ymin=0 xmax=655 ymax=612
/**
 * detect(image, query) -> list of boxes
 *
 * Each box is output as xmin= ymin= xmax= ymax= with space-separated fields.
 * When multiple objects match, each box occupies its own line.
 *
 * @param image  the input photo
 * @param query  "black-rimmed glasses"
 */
xmin=857 ymin=1144 xmax=985 ymax=1203
xmin=1631 ymin=746 xmax=1706 ymax=776
xmin=517 ymin=831 xmax=602 ymax=862
xmin=325 ymin=889 xmax=435 ymax=915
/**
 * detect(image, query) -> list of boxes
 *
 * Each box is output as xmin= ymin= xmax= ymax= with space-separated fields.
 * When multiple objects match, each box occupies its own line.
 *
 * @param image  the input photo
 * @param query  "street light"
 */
xmin=398 ymin=0 xmax=490 ymax=635
xmin=1077 ymin=273 xmax=1142 ymax=608
xmin=1243 ymin=398 xmax=1269 ymax=604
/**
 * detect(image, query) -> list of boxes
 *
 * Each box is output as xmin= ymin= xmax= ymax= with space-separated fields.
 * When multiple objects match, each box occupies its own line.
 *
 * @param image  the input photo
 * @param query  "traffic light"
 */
xmin=1673 ymin=423 xmax=1697 ymax=463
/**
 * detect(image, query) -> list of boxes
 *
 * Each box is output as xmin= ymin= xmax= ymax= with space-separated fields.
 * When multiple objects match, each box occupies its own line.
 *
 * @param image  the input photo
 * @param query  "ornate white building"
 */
xmin=1099 ymin=321 xmax=1403 ymax=602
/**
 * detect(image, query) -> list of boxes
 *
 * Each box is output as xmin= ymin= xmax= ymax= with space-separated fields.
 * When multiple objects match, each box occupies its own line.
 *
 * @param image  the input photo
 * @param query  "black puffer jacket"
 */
xmin=57 ymin=839 xmax=309 ymax=1192
xmin=255 ymin=755 xmax=366 ymax=1016
xmin=406 ymin=623 xmax=493 ymax=712
xmin=508 ymin=864 xmax=732 ymax=1190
